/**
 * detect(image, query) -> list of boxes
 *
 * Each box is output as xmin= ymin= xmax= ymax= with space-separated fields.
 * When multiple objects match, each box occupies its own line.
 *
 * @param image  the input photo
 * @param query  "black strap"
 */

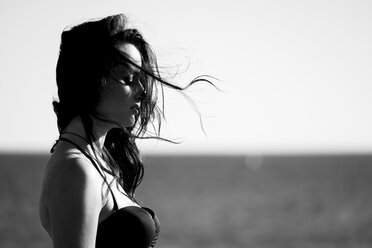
xmin=58 ymin=136 xmax=119 ymax=211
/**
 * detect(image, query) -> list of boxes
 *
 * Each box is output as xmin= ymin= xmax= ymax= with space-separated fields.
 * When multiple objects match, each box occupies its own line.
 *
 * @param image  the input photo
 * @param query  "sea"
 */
xmin=0 ymin=153 xmax=371 ymax=248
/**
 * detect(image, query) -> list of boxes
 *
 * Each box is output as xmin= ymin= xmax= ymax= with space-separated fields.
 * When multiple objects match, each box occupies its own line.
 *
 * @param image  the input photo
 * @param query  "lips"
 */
xmin=131 ymin=105 xmax=140 ymax=115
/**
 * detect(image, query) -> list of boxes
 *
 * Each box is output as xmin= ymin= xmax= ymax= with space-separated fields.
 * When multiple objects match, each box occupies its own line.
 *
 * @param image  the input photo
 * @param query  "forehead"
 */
xmin=115 ymin=43 xmax=142 ymax=70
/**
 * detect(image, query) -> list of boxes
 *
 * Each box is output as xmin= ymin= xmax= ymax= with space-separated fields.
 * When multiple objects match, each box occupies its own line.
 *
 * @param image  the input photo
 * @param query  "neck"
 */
xmin=63 ymin=116 xmax=114 ymax=150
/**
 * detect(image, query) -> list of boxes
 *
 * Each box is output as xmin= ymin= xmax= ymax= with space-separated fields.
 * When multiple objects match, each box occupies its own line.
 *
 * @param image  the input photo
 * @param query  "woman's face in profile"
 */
xmin=95 ymin=43 xmax=145 ymax=127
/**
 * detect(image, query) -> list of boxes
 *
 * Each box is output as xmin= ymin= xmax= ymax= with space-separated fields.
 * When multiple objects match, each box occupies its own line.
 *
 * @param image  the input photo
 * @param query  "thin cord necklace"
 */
xmin=62 ymin=131 xmax=103 ymax=157
xmin=62 ymin=131 xmax=90 ymax=143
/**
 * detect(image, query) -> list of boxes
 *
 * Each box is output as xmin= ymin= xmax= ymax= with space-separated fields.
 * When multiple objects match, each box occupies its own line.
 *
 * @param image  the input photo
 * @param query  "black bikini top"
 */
xmin=54 ymin=136 xmax=160 ymax=248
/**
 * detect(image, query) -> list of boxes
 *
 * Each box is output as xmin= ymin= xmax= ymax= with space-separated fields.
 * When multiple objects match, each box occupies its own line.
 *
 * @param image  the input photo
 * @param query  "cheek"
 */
xmin=111 ymin=86 xmax=132 ymax=105
xmin=106 ymin=84 xmax=131 ymax=102
xmin=96 ymin=86 xmax=132 ymax=115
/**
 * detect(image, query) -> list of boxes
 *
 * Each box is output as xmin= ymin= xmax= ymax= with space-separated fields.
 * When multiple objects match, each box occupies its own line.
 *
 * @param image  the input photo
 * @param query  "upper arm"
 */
xmin=48 ymin=157 xmax=103 ymax=248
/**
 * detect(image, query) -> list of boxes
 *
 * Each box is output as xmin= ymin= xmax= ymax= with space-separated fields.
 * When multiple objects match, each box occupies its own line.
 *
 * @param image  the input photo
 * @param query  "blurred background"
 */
xmin=1 ymin=0 xmax=372 ymax=247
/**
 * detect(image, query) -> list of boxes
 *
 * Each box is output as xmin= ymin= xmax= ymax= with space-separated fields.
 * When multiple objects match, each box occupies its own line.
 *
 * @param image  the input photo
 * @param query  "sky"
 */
xmin=1 ymin=0 xmax=372 ymax=155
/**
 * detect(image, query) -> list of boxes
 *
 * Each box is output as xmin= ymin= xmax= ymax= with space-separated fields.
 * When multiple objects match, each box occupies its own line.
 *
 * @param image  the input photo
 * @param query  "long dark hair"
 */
xmin=53 ymin=14 xmax=214 ymax=201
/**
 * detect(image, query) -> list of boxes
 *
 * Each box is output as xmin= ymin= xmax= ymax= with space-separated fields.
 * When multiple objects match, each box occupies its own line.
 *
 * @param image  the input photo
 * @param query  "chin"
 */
xmin=121 ymin=115 xmax=136 ymax=128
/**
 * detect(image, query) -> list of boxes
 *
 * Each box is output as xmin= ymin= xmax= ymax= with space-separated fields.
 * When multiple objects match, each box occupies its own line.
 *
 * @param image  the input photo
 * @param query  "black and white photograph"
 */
xmin=0 ymin=0 xmax=371 ymax=247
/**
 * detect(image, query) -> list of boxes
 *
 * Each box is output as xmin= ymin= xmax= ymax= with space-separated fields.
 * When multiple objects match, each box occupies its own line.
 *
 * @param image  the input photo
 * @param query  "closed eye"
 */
xmin=109 ymin=76 xmax=126 ymax=85
xmin=110 ymin=75 xmax=136 ymax=86
xmin=110 ymin=71 xmax=141 ymax=86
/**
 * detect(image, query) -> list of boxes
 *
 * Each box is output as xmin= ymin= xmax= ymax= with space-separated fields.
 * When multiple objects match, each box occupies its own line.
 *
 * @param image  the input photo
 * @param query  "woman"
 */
xmin=39 ymin=14 xmax=212 ymax=248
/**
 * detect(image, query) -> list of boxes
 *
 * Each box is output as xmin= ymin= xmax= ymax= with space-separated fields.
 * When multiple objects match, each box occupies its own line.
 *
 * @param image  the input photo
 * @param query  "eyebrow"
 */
xmin=130 ymin=67 xmax=141 ymax=73
xmin=115 ymin=64 xmax=141 ymax=77
xmin=129 ymin=62 xmax=142 ymax=72
xmin=127 ymin=69 xmax=141 ymax=78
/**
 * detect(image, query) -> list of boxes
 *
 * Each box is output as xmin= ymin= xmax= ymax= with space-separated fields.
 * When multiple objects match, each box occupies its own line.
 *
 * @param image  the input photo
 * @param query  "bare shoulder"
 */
xmin=54 ymin=149 xmax=99 ymax=180
xmin=42 ymin=146 xmax=104 ymax=205
xmin=39 ymin=145 xmax=104 ymax=246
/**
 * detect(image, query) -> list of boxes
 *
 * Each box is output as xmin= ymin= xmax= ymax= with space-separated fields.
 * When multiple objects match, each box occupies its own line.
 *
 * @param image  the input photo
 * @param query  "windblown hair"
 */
xmin=54 ymin=14 xmax=213 ymax=200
